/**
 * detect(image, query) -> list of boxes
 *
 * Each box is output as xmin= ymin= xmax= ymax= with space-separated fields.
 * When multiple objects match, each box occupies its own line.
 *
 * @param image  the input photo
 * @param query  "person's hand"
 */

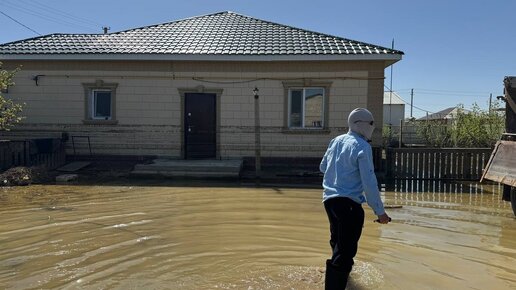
xmin=375 ymin=213 xmax=391 ymax=224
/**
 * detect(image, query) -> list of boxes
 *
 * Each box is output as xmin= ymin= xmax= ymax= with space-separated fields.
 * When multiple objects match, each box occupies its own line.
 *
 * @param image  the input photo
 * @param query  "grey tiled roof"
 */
xmin=0 ymin=11 xmax=403 ymax=60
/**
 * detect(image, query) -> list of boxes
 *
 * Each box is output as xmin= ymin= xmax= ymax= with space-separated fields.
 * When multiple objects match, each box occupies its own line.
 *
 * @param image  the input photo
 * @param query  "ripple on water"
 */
xmin=211 ymin=261 xmax=390 ymax=290
xmin=1 ymin=185 xmax=514 ymax=290
xmin=213 ymin=265 xmax=324 ymax=289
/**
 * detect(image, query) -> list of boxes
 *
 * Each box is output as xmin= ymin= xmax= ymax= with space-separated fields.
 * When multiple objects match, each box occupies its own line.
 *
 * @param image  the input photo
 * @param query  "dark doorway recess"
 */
xmin=184 ymin=93 xmax=216 ymax=159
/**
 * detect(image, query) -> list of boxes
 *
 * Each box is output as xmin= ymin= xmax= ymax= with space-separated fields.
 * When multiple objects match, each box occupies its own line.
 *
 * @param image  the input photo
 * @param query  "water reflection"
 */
xmin=0 ymin=182 xmax=514 ymax=289
xmin=385 ymin=181 xmax=510 ymax=218
xmin=386 ymin=179 xmax=502 ymax=194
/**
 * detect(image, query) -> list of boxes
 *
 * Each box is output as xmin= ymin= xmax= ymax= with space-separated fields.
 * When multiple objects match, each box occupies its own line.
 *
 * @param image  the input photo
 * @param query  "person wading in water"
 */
xmin=320 ymin=108 xmax=391 ymax=289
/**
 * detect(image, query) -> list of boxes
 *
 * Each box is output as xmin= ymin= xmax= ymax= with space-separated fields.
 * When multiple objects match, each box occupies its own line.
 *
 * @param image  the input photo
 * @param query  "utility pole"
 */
xmin=388 ymin=39 xmax=394 ymax=124
xmin=253 ymin=87 xmax=261 ymax=184
xmin=489 ymin=93 xmax=492 ymax=113
xmin=410 ymin=88 xmax=414 ymax=118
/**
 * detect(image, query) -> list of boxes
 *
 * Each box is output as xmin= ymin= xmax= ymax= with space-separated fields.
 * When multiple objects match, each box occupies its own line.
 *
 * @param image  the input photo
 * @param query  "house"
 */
xmin=417 ymin=107 xmax=464 ymax=124
xmin=383 ymin=91 xmax=406 ymax=127
xmin=0 ymin=11 xmax=403 ymax=161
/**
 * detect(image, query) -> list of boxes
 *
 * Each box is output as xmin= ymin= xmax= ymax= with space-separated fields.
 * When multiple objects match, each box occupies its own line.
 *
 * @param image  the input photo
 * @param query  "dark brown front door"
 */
xmin=184 ymin=93 xmax=216 ymax=159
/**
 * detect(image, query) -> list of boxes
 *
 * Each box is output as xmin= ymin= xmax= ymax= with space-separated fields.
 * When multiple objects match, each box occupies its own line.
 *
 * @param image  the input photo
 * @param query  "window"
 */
xmin=82 ymin=81 xmax=118 ymax=124
xmin=91 ymin=89 xmax=112 ymax=120
xmin=288 ymin=87 xmax=325 ymax=128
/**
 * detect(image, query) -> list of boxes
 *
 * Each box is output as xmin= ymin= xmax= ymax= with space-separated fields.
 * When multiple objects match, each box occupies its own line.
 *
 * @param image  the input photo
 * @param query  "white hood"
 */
xmin=348 ymin=108 xmax=375 ymax=141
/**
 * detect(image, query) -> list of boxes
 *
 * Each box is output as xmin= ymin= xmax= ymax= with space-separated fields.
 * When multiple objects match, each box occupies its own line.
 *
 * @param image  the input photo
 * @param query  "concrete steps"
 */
xmin=131 ymin=158 xmax=243 ymax=178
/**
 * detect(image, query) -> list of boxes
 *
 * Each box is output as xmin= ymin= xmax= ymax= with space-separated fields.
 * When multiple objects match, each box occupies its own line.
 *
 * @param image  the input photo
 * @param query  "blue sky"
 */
xmin=1 ymin=0 xmax=515 ymax=118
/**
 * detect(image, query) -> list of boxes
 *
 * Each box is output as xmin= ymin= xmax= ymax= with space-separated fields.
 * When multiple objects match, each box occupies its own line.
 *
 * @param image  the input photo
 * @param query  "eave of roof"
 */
xmin=0 ymin=53 xmax=402 ymax=62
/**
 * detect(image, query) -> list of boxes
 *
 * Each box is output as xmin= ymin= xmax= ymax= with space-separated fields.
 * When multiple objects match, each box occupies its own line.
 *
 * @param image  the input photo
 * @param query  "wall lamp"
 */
xmin=253 ymin=87 xmax=259 ymax=99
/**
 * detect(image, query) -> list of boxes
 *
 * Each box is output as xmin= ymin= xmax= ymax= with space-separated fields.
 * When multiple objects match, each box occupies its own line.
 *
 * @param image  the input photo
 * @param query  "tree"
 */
xmin=415 ymin=119 xmax=451 ymax=147
xmin=382 ymin=124 xmax=393 ymax=147
xmin=0 ymin=63 xmax=24 ymax=131
xmin=451 ymin=103 xmax=505 ymax=147
xmin=415 ymin=102 xmax=504 ymax=148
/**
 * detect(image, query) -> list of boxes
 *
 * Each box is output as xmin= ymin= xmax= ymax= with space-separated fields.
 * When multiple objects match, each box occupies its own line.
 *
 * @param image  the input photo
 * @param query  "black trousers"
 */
xmin=324 ymin=197 xmax=365 ymax=273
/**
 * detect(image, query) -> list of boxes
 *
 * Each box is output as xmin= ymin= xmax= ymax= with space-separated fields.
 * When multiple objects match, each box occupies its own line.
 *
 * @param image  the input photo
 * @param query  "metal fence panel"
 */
xmin=385 ymin=148 xmax=492 ymax=181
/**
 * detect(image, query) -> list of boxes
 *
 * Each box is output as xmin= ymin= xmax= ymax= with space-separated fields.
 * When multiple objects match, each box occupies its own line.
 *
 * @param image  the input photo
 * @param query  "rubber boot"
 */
xmin=325 ymin=259 xmax=349 ymax=290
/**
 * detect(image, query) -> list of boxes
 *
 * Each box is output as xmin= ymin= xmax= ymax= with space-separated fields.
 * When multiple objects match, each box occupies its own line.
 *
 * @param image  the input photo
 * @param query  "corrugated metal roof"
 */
xmin=0 ymin=11 xmax=403 ymax=61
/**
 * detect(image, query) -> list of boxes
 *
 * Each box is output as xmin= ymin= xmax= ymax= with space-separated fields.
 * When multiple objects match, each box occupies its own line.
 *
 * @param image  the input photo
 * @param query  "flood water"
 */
xmin=0 ymin=180 xmax=515 ymax=289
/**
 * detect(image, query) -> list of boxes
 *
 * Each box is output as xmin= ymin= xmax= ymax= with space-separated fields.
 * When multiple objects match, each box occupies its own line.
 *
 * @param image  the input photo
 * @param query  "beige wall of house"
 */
xmin=2 ymin=60 xmax=386 ymax=158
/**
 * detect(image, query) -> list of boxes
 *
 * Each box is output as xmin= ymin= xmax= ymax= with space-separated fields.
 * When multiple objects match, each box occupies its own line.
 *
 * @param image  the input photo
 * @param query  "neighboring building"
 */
xmin=0 ymin=11 xmax=403 ymax=159
xmin=383 ymin=91 xmax=406 ymax=127
xmin=401 ymin=106 xmax=467 ymax=146
xmin=417 ymin=107 xmax=464 ymax=123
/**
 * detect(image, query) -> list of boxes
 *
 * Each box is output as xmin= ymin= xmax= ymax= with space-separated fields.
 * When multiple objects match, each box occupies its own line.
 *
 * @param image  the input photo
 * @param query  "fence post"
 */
xmin=463 ymin=152 xmax=471 ymax=179
xmin=429 ymin=150 xmax=435 ymax=179
xmin=385 ymin=148 xmax=395 ymax=190
xmin=385 ymin=148 xmax=391 ymax=179
xmin=399 ymin=119 xmax=403 ymax=148
xmin=0 ymin=141 xmax=6 ymax=171
xmin=407 ymin=150 xmax=413 ymax=179
xmin=384 ymin=148 xmax=492 ymax=182
xmin=417 ymin=150 xmax=424 ymax=179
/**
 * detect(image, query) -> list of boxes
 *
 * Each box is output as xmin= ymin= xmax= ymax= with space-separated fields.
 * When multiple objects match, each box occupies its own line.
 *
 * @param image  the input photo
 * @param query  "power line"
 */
xmin=413 ymin=88 xmax=491 ymax=94
xmin=388 ymin=38 xmax=395 ymax=124
xmin=20 ymin=0 xmax=102 ymax=27
xmin=396 ymin=88 xmax=491 ymax=95
xmin=2 ymin=0 xmax=99 ymax=32
xmin=405 ymin=91 xmax=486 ymax=97
xmin=396 ymin=94 xmax=436 ymax=114
xmin=384 ymin=85 xmax=435 ymax=114
xmin=388 ymin=87 xmax=494 ymax=115
xmin=0 ymin=10 xmax=41 ymax=35
xmin=3 ymin=0 xmax=98 ymax=31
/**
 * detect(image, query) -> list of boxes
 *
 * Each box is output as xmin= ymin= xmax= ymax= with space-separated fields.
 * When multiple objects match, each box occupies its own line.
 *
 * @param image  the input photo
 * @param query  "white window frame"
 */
xmin=91 ymin=89 xmax=112 ymax=120
xmin=288 ymin=87 xmax=325 ymax=129
xmin=82 ymin=81 xmax=118 ymax=124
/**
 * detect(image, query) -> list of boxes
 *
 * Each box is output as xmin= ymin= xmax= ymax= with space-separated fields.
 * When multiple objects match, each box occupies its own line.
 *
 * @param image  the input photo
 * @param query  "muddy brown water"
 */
xmin=0 ymin=181 xmax=515 ymax=289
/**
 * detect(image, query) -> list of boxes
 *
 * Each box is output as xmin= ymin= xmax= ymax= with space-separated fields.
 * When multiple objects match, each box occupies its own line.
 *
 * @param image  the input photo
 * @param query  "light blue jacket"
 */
xmin=320 ymin=131 xmax=385 ymax=215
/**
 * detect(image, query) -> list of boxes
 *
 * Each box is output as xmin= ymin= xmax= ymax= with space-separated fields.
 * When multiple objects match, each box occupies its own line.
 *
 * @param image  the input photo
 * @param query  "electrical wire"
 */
xmin=386 ymin=86 xmax=496 ymax=115
xmin=398 ymin=88 xmax=491 ymax=94
xmin=0 ymin=10 xmax=41 ymax=35
xmin=395 ymin=94 xmax=436 ymax=114
xmin=399 ymin=91 xmax=486 ymax=97
xmin=20 ymin=0 xmax=102 ymax=27
xmin=384 ymin=86 xmax=435 ymax=114
xmin=2 ymin=0 xmax=99 ymax=32
xmin=396 ymin=88 xmax=491 ymax=97
xmin=193 ymin=76 xmax=385 ymax=85
xmin=3 ymin=1 xmax=97 ymax=31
